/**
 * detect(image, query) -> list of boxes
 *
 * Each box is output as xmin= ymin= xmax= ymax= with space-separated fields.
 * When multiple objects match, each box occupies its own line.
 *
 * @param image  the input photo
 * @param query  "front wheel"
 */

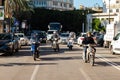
xmin=69 ymin=46 xmax=72 ymax=50
xmin=110 ymin=46 xmax=115 ymax=55
xmin=89 ymin=53 xmax=95 ymax=66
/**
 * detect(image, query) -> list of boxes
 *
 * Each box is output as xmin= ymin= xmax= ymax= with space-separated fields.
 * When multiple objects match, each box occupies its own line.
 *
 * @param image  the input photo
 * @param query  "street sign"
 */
xmin=0 ymin=6 xmax=4 ymax=20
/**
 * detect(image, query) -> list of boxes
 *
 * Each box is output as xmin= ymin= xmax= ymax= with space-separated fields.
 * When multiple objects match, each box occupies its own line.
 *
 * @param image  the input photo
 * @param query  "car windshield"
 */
xmin=61 ymin=33 xmax=69 ymax=37
xmin=81 ymin=34 xmax=86 ymax=37
xmin=0 ymin=34 xmax=12 ymax=40
xmin=18 ymin=34 xmax=24 ymax=37
xmin=47 ymin=31 xmax=53 ymax=34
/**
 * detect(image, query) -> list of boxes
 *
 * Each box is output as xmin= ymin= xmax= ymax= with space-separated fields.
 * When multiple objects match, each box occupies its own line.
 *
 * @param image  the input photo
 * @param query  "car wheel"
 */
xmin=110 ymin=46 xmax=115 ymax=55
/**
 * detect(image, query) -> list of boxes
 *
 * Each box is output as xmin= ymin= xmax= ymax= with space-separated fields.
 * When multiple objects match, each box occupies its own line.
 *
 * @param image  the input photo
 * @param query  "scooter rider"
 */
xmin=67 ymin=32 xmax=76 ymax=46
xmin=82 ymin=32 xmax=96 ymax=61
xmin=51 ymin=31 xmax=60 ymax=50
xmin=68 ymin=32 xmax=76 ymax=40
xmin=30 ymin=33 xmax=40 ymax=53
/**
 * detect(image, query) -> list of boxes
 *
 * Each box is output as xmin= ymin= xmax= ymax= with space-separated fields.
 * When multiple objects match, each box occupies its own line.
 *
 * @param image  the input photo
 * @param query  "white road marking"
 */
xmin=30 ymin=65 xmax=39 ymax=80
xmin=97 ymin=54 xmax=120 ymax=71
xmin=79 ymin=68 xmax=92 ymax=80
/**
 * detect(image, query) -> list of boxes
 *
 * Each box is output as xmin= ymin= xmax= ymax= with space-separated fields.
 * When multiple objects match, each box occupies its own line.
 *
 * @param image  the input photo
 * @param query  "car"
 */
xmin=37 ymin=31 xmax=47 ymax=43
xmin=96 ymin=34 xmax=104 ymax=47
xmin=0 ymin=33 xmax=19 ymax=55
xmin=77 ymin=33 xmax=86 ymax=46
xmin=110 ymin=32 xmax=120 ymax=55
xmin=15 ymin=33 xmax=29 ymax=46
xmin=60 ymin=33 xmax=69 ymax=44
xmin=47 ymin=30 xmax=57 ymax=41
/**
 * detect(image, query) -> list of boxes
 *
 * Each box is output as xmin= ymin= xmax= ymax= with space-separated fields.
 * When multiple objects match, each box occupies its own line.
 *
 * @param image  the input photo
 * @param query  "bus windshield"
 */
xmin=49 ymin=23 xmax=61 ymax=31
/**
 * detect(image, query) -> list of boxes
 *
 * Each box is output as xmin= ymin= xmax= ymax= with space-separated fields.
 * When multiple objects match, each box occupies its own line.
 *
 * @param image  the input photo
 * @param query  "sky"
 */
xmin=74 ymin=0 xmax=103 ymax=9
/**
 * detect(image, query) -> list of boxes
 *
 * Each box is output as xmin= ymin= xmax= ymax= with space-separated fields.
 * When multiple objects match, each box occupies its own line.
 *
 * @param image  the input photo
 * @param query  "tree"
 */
xmin=92 ymin=18 xmax=101 ymax=31
xmin=4 ymin=0 xmax=33 ymax=19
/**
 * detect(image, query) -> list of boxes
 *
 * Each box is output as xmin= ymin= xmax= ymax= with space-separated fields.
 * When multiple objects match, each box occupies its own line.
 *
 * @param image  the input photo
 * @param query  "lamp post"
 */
xmin=109 ymin=0 xmax=110 ymax=24
xmin=82 ymin=12 xmax=84 ymax=33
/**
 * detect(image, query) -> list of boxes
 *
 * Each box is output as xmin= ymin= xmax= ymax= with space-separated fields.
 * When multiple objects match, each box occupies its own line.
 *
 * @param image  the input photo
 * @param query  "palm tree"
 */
xmin=4 ymin=0 xmax=33 ymax=18
xmin=4 ymin=0 xmax=33 ymax=33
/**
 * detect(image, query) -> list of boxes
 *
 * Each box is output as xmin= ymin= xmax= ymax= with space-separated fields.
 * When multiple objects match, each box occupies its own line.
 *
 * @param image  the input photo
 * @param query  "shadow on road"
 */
xmin=40 ymin=56 xmax=82 ymax=61
xmin=0 ymin=62 xmax=58 ymax=67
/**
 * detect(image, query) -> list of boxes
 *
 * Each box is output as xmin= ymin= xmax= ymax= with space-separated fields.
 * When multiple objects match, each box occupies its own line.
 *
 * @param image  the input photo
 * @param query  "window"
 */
xmin=109 ymin=9 xmax=113 ymax=13
xmin=116 ymin=9 xmax=119 ymax=12
xmin=53 ymin=1 xmax=58 ymax=6
xmin=116 ymin=1 xmax=119 ymax=3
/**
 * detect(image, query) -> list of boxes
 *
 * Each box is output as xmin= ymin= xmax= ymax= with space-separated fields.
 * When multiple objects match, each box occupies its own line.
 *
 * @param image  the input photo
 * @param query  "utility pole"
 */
xmin=109 ymin=0 xmax=110 ymax=24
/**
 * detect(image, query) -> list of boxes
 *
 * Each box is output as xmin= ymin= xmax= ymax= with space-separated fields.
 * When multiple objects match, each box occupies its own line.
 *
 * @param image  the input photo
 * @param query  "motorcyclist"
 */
xmin=30 ymin=33 xmax=40 ymax=53
xmin=68 ymin=32 xmax=76 ymax=40
xmin=51 ymin=31 xmax=60 ymax=51
xmin=67 ymin=32 xmax=76 ymax=46
xmin=82 ymin=32 xmax=96 ymax=61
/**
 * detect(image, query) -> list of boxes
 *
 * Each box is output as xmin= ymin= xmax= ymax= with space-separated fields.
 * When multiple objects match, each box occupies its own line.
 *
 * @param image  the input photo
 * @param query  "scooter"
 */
xmin=31 ymin=42 xmax=40 ymax=61
xmin=67 ymin=38 xmax=74 ymax=50
xmin=52 ymin=38 xmax=59 ymax=52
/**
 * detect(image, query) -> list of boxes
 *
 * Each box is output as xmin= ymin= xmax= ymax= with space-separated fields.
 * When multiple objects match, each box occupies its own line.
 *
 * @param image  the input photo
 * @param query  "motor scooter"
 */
xmin=31 ymin=42 xmax=40 ymax=61
xmin=67 ymin=38 xmax=74 ymax=50
xmin=52 ymin=38 xmax=59 ymax=52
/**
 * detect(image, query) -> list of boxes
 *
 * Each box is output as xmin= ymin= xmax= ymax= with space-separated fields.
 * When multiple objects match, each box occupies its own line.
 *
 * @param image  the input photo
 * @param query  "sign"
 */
xmin=0 ymin=6 xmax=4 ymax=20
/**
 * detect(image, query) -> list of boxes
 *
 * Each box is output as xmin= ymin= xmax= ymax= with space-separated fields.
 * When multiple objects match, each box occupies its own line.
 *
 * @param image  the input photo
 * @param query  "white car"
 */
xmin=60 ymin=33 xmax=69 ymax=44
xmin=77 ymin=33 xmax=86 ymax=46
xmin=15 ymin=33 xmax=29 ymax=46
xmin=47 ymin=30 xmax=57 ymax=40
xmin=110 ymin=32 xmax=120 ymax=54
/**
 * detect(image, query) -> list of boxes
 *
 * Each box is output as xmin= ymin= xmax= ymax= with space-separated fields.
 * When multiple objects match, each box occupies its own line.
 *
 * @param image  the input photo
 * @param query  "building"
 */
xmin=30 ymin=0 xmax=74 ymax=11
xmin=86 ymin=0 xmax=120 ymax=31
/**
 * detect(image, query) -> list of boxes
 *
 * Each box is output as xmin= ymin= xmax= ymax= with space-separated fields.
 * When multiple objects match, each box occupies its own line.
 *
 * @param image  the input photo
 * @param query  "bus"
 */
xmin=48 ymin=22 xmax=62 ymax=33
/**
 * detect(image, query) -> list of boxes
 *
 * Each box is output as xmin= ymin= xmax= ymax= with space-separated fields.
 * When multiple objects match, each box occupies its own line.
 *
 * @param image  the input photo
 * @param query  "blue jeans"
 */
xmin=83 ymin=46 xmax=88 ymax=60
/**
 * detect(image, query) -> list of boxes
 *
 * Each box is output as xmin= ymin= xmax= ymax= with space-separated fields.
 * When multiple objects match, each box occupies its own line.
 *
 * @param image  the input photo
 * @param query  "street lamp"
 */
xmin=82 ymin=12 xmax=84 ymax=33
xmin=109 ymin=0 xmax=111 ymax=24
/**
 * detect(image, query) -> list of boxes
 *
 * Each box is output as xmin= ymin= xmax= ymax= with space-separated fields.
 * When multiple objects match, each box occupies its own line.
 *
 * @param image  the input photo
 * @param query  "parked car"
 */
xmin=15 ymin=33 xmax=29 ymax=46
xmin=0 ymin=33 xmax=19 ymax=55
xmin=77 ymin=33 xmax=86 ymax=46
xmin=96 ymin=34 xmax=104 ymax=47
xmin=60 ymin=33 xmax=69 ymax=44
xmin=110 ymin=32 xmax=120 ymax=55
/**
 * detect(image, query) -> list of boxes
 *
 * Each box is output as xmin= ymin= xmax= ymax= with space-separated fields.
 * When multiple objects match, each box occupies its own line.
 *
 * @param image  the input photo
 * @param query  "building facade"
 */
xmin=30 ymin=0 xmax=74 ymax=11
xmin=86 ymin=0 xmax=120 ymax=32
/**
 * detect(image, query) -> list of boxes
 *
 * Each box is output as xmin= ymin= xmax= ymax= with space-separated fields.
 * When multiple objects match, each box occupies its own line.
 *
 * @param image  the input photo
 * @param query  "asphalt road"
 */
xmin=0 ymin=43 xmax=120 ymax=80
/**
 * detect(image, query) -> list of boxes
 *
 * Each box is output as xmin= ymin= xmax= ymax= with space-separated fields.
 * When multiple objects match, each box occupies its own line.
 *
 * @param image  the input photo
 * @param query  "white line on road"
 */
xmin=30 ymin=65 xmax=39 ymax=80
xmin=97 ymin=54 xmax=120 ymax=71
xmin=76 ymin=45 xmax=120 ymax=71
xmin=79 ymin=68 xmax=92 ymax=80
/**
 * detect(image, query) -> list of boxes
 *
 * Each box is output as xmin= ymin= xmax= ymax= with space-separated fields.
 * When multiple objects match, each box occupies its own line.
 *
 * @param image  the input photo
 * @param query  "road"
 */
xmin=0 ymin=43 xmax=120 ymax=80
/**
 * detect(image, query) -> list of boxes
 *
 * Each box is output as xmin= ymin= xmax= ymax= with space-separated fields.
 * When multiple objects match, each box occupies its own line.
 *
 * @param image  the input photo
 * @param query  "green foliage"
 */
xmin=29 ymin=8 xmax=87 ymax=33
xmin=92 ymin=18 xmax=105 ymax=31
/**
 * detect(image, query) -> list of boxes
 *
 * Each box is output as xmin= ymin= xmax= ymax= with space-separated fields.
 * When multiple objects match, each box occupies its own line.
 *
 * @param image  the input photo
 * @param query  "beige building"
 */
xmin=86 ymin=0 xmax=120 ymax=31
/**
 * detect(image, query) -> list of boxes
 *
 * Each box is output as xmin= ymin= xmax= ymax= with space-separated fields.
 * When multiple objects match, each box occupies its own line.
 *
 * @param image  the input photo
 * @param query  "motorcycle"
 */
xmin=83 ymin=44 xmax=96 ymax=66
xmin=31 ymin=42 xmax=40 ymax=61
xmin=52 ymin=38 xmax=59 ymax=52
xmin=67 ymin=38 xmax=74 ymax=50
